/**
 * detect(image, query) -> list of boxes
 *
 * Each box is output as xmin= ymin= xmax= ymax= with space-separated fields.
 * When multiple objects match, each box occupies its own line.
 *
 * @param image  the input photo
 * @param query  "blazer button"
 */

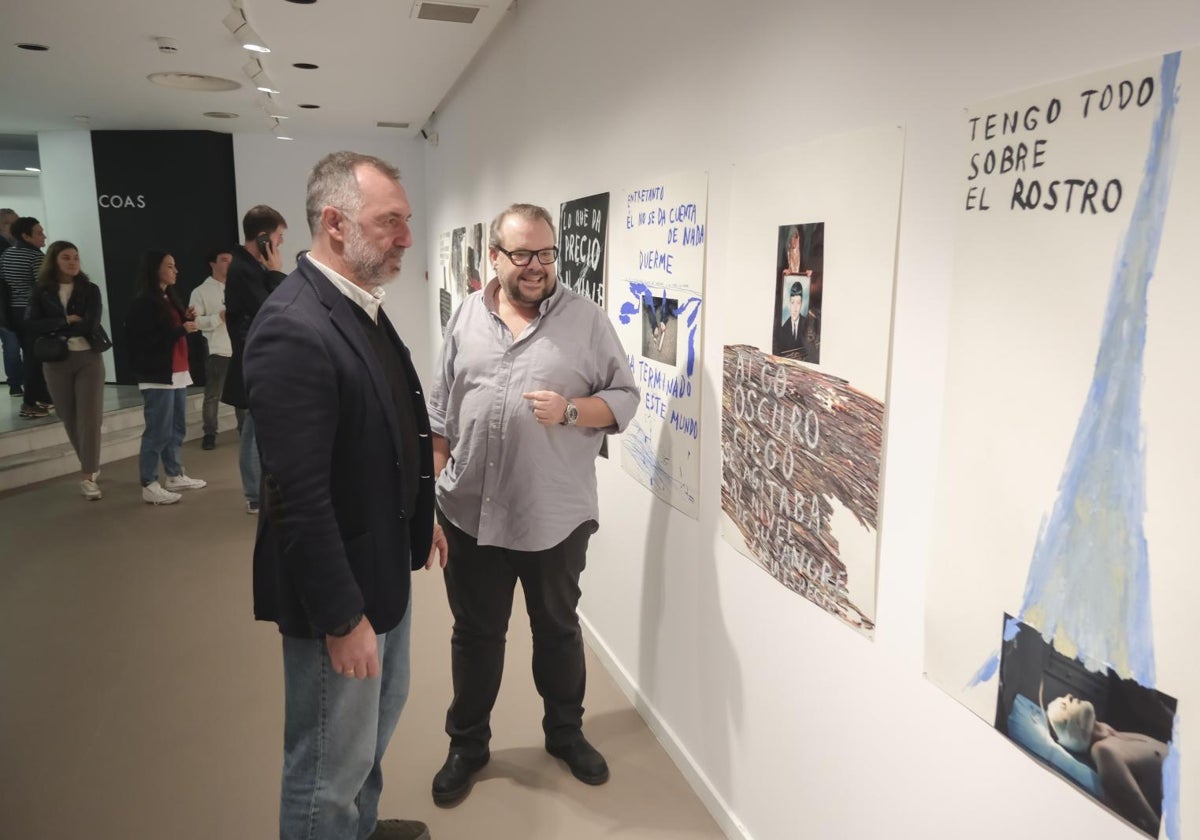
xmin=395 ymin=461 xmax=402 ymax=470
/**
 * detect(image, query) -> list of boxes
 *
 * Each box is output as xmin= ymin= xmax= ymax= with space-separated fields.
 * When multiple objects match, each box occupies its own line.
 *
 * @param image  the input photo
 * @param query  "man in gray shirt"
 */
xmin=428 ymin=203 xmax=638 ymax=804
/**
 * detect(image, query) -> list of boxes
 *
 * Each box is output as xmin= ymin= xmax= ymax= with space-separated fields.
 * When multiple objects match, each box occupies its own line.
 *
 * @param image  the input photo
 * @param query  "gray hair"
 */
xmin=488 ymin=203 xmax=556 ymax=248
xmin=306 ymin=151 xmax=402 ymax=234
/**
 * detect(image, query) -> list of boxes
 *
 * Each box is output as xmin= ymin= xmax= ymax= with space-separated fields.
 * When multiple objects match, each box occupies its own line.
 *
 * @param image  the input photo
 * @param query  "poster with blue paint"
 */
xmin=608 ymin=172 xmax=708 ymax=518
xmin=719 ymin=125 xmax=904 ymax=637
xmin=925 ymin=51 xmax=1199 ymax=838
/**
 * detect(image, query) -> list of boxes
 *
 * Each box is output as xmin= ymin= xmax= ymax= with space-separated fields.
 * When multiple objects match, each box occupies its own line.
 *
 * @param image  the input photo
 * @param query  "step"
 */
xmin=0 ymin=393 xmax=238 ymax=492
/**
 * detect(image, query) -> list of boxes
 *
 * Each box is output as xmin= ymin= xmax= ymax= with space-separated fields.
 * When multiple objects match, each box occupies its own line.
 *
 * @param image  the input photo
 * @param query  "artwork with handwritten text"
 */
xmin=924 ymin=52 xmax=1197 ymax=839
xmin=721 ymin=125 xmax=903 ymax=635
xmin=721 ymin=346 xmax=880 ymax=634
xmin=559 ymin=192 xmax=609 ymax=307
xmin=608 ymin=172 xmax=708 ymax=518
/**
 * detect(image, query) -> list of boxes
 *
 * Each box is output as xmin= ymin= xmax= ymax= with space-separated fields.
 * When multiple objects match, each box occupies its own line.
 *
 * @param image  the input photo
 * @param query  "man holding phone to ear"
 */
xmin=222 ymin=204 xmax=287 ymax=514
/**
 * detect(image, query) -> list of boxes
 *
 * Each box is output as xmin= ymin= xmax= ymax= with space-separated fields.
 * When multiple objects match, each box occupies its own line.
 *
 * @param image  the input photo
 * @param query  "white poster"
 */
xmin=925 ymin=51 xmax=1198 ymax=839
xmin=608 ymin=171 xmax=708 ymax=518
xmin=719 ymin=125 xmax=904 ymax=637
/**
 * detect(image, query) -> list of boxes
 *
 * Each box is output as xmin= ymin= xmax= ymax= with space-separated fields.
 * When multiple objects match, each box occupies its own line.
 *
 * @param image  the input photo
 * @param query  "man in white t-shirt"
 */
xmin=189 ymin=248 xmax=236 ymax=449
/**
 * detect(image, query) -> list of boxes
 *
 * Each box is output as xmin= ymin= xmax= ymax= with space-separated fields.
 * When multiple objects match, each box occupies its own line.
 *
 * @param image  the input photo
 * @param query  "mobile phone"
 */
xmin=256 ymin=233 xmax=272 ymax=256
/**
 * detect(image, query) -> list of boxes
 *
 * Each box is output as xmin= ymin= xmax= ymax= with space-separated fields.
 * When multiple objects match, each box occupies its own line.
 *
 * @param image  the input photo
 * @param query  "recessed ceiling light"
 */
xmin=292 ymin=62 xmax=319 ymax=70
xmin=15 ymin=43 xmax=50 ymax=51
xmin=268 ymin=114 xmax=289 ymax=120
xmin=284 ymin=0 xmax=318 ymax=4
xmin=298 ymin=103 xmax=320 ymax=109
xmin=413 ymin=2 xmax=481 ymax=24
xmin=276 ymin=136 xmax=294 ymax=141
xmin=148 ymin=72 xmax=240 ymax=91
xmin=25 ymin=167 xmax=41 ymax=173
xmin=256 ymin=86 xmax=280 ymax=95
xmin=204 ymin=111 xmax=240 ymax=119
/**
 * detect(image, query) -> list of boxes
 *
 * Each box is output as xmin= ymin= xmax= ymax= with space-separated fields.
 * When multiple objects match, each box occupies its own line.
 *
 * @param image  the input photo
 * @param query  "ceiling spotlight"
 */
xmin=298 ymin=103 xmax=320 ymax=109
xmin=223 ymin=7 xmax=271 ymax=53
xmin=16 ymin=43 xmax=50 ymax=51
xmin=275 ymin=135 xmax=294 ymax=141
xmin=292 ymin=62 xmax=319 ymax=70
xmin=243 ymin=58 xmax=279 ymax=96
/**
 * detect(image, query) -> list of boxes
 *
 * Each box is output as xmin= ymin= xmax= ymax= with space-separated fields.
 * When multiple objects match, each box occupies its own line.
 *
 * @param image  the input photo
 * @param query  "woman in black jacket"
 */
xmin=25 ymin=241 xmax=109 ymax=500
xmin=125 ymin=250 xmax=206 ymax=505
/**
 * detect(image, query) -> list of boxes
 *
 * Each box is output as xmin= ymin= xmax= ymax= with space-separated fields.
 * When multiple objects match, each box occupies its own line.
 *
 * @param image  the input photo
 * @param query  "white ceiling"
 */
xmin=0 ymin=0 xmax=508 ymax=141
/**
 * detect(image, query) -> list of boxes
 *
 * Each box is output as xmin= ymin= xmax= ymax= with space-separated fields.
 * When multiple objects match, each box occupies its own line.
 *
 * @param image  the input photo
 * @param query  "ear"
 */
xmin=321 ymin=207 xmax=345 ymax=243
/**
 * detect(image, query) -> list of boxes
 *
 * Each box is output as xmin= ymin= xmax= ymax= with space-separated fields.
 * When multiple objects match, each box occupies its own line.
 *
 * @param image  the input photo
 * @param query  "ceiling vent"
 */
xmin=412 ymin=2 xmax=482 ymax=24
xmin=376 ymin=121 xmax=411 ymax=129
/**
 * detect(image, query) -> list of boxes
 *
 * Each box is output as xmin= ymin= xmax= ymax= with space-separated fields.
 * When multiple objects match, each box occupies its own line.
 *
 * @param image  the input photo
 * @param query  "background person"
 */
xmin=126 ymin=250 xmax=207 ymax=505
xmin=189 ymin=248 xmax=236 ymax=450
xmin=1 ymin=216 xmax=52 ymax=415
xmin=223 ymin=205 xmax=287 ymax=514
xmin=24 ymin=241 xmax=108 ymax=500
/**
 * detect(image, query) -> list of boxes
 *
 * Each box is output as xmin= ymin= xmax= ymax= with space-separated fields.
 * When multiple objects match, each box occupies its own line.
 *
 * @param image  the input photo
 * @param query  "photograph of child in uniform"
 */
xmin=771 ymin=222 xmax=824 ymax=363
xmin=994 ymin=616 xmax=1176 ymax=838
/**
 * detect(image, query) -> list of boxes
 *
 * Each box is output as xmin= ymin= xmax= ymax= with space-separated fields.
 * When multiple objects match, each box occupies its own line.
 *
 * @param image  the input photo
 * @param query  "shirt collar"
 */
xmin=307 ymin=255 xmax=385 ymax=322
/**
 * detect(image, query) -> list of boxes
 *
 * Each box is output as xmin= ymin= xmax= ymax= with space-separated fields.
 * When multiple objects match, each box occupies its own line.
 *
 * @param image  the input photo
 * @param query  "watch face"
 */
xmin=566 ymin=402 xmax=579 ymax=424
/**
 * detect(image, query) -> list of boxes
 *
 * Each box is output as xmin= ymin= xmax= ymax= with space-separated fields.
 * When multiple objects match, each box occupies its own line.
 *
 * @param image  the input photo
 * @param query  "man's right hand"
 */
xmin=261 ymin=239 xmax=283 ymax=273
xmin=326 ymin=616 xmax=379 ymax=679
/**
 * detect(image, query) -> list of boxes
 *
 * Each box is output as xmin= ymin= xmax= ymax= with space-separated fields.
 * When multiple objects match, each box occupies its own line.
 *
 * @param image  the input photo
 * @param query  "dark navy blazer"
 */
xmin=244 ymin=258 xmax=434 ymax=638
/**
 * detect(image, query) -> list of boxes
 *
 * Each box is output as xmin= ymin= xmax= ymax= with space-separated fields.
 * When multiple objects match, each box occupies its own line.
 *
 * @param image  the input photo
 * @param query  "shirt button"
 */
xmin=485 ymin=497 xmax=491 ymax=502
xmin=488 ymin=461 xmax=494 ymax=467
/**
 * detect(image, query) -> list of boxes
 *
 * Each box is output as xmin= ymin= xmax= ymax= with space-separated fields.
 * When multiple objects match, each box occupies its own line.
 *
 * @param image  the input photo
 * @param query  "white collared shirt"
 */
xmin=306 ymin=255 xmax=385 ymax=323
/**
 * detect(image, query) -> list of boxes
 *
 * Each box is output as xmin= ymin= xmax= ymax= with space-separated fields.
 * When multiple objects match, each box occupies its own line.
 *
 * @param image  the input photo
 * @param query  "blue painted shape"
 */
xmin=1015 ymin=53 xmax=1181 ymax=687
xmin=1163 ymin=715 xmax=1181 ymax=840
xmin=967 ymin=651 xmax=1001 ymax=687
xmin=1003 ymin=616 xmax=1022 ymax=642
xmin=619 ymin=281 xmax=703 ymax=376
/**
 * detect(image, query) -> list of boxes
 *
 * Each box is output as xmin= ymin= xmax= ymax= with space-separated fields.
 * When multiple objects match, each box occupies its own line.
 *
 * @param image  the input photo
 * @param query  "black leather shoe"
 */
xmin=201 ymin=435 xmax=216 ymax=450
xmin=546 ymin=736 xmax=609 ymax=785
xmin=432 ymin=750 xmax=489 ymax=805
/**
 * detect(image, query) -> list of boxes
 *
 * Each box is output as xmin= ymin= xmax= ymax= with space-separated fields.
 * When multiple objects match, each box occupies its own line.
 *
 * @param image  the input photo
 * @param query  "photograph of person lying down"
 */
xmin=994 ymin=616 xmax=1177 ymax=838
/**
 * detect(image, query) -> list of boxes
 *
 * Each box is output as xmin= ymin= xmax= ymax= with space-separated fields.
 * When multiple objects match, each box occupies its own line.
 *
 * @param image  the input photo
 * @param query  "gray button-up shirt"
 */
xmin=429 ymin=278 xmax=639 ymax=551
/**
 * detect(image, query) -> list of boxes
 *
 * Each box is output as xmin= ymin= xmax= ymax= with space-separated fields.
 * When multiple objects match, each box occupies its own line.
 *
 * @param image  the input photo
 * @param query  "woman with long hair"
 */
xmin=125 ymin=250 xmax=207 ymax=505
xmin=24 ymin=240 xmax=108 ymax=499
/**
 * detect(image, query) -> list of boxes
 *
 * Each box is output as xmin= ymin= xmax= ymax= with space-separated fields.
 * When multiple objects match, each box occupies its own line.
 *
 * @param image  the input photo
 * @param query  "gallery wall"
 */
xmin=0 ymin=174 xmax=44 ymax=222
xmin=419 ymin=1 xmax=1200 ymax=838
xmin=232 ymin=133 xmax=433 ymax=379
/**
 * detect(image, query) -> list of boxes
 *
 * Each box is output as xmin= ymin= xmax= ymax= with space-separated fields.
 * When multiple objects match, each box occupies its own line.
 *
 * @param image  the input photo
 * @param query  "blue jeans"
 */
xmin=139 ymin=387 xmax=187 ymax=486
xmin=0 ymin=326 xmax=22 ymax=389
xmin=240 ymin=410 xmax=262 ymax=505
xmin=280 ymin=593 xmax=413 ymax=840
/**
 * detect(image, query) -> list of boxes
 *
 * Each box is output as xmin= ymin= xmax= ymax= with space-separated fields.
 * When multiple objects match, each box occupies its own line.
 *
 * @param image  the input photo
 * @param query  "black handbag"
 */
xmin=33 ymin=332 xmax=69 ymax=363
xmin=88 ymin=323 xmax=113 ymax=353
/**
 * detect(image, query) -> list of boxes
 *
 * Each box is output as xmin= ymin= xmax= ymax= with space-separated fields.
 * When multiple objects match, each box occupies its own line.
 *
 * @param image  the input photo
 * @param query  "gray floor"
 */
xmin=0 ymin=430 xmax=722 ymax=839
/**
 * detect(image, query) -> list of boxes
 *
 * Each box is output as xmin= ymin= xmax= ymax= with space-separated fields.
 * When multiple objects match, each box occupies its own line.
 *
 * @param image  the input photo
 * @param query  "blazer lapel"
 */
xmin=309 ymin=267 xmax=406 ymax=462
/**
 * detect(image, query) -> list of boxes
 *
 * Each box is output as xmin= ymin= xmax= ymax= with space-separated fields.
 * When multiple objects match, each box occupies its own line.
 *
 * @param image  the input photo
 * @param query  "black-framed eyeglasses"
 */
xmin=495 ymin=246 xmax=558 ymax=266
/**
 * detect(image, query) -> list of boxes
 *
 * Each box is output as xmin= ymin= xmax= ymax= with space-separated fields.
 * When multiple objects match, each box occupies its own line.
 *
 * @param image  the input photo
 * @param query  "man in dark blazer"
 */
xmin=244 ymin=151 xmax=446 ymax=840
xmin=223 ymin=204 xmax=287 ymax=514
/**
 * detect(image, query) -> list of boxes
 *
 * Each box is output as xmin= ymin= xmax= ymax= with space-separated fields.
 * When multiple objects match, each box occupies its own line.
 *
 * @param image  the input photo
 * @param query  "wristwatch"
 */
xmin=562 ymin=400 xmax=579 ymax=426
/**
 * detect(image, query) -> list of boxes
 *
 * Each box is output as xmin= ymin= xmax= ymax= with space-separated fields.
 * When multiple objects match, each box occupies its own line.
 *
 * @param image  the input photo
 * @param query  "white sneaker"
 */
xmin=80 ymin=479 xmax=102 ymax=501
xmin=143 ymin=481 xmax=182 ymax=505
xmin=164 ymin=473 xmax=207 ymax=491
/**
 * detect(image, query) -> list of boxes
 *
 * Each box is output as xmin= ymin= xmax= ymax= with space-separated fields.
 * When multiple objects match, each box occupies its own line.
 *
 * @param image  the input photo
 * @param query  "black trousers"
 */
xmin=439 ymin=511 xmax=597 ymax=755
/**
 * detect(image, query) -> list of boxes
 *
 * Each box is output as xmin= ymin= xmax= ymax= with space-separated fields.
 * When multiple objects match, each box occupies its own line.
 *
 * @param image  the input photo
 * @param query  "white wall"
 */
xmin=420 ymin=2 xmax=1200 ymax=838
xmin=232 ymin=134 xmax=432 ymax=377
xmin=0 ymin=174 xmax=44 ymax=222
xmin=37 ymin=132 xmax=113 ymax=380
